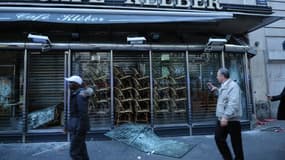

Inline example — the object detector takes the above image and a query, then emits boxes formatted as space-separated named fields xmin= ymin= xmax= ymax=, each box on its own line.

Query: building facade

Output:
xmin=0 ymin=0 xmax=276 ymax=142
xmin=249 ymin=0 xmax=285 ymax=120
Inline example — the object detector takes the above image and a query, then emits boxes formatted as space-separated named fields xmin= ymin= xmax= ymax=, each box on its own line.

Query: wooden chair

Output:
xmin=168 ymin=76 xmax=178 ymax=87
xmin=121 ymin=87 xmax=135 ymax=99
xmin=115 ymin=98 xmax=133 ymax=125
xmin=113 ymin=66 xmax=122 ymax=77
xmin=114 ymin=87 xmax=125 ymax=99
xmin=114 ymin=66 xmax=132 ymax=87
xmin=174 ymin=98 xmax=187 ymax=113
xmin=131 ymin=68 xmax=140 ymax=76
xmin=134 ymin=99 xmax=149 ymax=123
xmin=131 ymin=68 xmax=149 ymax=86
xmin=132 ymin=78 xmax=150 ymax=97
xmin=154 ymin=90 xmax=170 ymax=113
xmin=114 ymin=77 xmax=124 ymax=88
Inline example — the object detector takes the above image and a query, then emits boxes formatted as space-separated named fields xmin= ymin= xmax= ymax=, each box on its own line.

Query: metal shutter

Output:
xmin=28 ymin=53 xmax=64 ymax=109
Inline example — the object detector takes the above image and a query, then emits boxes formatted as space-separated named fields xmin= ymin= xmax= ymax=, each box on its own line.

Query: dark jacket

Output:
xmin=68 ymin=88 xmax=90 ymax=133
xmin=271 ymin=87 xmax=285 ymax=120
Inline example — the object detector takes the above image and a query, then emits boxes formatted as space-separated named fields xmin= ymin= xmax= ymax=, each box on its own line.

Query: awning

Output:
xmin=0 ymin=7 xmax=234 ymax=24
xmin=0 ymin=5 xmax=280 ymax=35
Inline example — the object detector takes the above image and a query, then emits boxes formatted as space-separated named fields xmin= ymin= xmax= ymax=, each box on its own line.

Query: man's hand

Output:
xmin=220 ymin=117 xmax=228 ymax=127
xmin=267 ymin=96 xmax=272 ymax=101
xmin=207 ymin=82 xmax=218 ymax=92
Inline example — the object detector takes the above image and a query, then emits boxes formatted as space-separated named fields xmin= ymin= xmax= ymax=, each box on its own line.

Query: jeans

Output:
xmin=70 ymin=130 xmax=89 ymax=160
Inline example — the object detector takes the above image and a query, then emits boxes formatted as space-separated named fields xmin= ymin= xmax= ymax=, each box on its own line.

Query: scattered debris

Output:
xmin=32 ymin=143 xmax=68 ymax=157
xmin=256 ymin=119 xmax=276 ymax=126
xmin=105 ymin=123 xmax=197 ymax=158
xmin=260 ymin=127 xmax=285 ymax=133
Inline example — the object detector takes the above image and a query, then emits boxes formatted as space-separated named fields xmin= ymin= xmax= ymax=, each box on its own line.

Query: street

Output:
xmin=0 ymin=121 xmax=284 ymax=160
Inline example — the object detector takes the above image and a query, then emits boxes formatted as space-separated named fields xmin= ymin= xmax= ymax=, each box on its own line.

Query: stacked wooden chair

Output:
xmin=114 ymin=66 xmax=136 ymax=124
xmin=153 ymin=65 xmax=187 ymax=115
xmin=131 ymin=68 xmax=150 ymax=123
xmin=83 ymin=63 xmax=110 ymax=115
xmin=114 ymin=66 xmax=151 ymax=124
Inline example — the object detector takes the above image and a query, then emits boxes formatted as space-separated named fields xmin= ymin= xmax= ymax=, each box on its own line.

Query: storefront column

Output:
xmin=64 ymin=50 xmax=71 ymax=141
xmin=66 ymin=49 xmax=72 ymax=141
xmin=221 ymin=48 xmax=225 ymax=68
xmin=22 ymin=48 xmax=28 ymax=143
xmin=149 ymin=50 xmax=154 ymax=128
xmin=110 ymin=50 xmax=115 ymax=129
xmin=185 ymin=50 xmax=192 ymax=135
xmin=244 ymin=52 xmax=253 ymax=121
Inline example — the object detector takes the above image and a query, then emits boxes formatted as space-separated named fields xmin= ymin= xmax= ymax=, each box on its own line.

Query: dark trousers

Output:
xmin=70 ymin=130 xmax=89 ymax=160
xmin=215 ymin=120 xmax=244 ymax=160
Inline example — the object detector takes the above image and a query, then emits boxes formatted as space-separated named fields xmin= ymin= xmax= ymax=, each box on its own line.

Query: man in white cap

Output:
xmin=65 ymin=75 xmax=92 ymax=160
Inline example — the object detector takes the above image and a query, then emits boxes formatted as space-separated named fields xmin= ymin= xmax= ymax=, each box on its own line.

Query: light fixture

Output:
xmin=204 ymin=38 xmax=227 ymax=52
xmin=127 ymin=36 xmax=146 ymax=44
xmin=28 ymin=34 xmax=51 ymax=44
xmin=27 ymin=33 xmax=52 ymax=52
xmin=207 ymin=38 xmax=227 ymax=46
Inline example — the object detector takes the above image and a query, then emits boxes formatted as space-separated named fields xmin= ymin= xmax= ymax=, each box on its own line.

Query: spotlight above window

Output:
xmin=27 ymin=33 xmax=51 ymax=45
xmin=127 ymin=36 xmax=146 ymax=44
xmin=207 ymin=38 xmax=227 ymax=46
xmin=205 ymin=38 xmax=227 ymax=52
xmin=27 ymin=33 xmax=52 ymax=52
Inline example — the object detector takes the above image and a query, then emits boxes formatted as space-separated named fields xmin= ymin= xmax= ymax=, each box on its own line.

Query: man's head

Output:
xmin=217 ymin=68 xmax=230 ymax=83
xmin=65 ymin=75 xmax=83 ymax=90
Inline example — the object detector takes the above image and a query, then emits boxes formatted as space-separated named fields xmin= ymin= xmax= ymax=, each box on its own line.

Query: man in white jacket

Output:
xmin=208 ymin=68 xmax=244 ymax=160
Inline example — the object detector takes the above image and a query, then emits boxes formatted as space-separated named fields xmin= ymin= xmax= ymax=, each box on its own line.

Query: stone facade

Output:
xmin=249 ymin=0 xmax=285 ymax=119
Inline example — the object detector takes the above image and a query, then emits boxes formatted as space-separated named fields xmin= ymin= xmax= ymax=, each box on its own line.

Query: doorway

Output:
xmin=27 ymin=51 xmax=65 ymax=132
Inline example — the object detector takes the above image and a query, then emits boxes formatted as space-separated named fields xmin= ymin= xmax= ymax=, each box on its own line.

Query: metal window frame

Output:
xmin=149 ymin=50 xmax=154 ymax=128
xmin=66 ymin=49 xmax=72 ymax=141
xmin=185 ymin=50 xmax=192 ymax=135
xmin=110 ymin=50 xmax=114 ymax=129
xmin=22 ymin=48 xmax=28 ymax=143
xmin=0 ymin=42 xmax=252 ymax=142
xmin=0 ymin=43 xmax=252 ymax=53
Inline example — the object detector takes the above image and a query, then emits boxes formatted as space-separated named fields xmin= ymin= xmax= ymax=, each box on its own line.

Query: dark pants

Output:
xmin=70 ymin=130 xmax=89 ymax=160
xmin=215 ymin=120 xmax=244 ymax=160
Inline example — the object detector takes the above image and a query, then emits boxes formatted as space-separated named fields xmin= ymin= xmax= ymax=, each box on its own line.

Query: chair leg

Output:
xmin=146 ymin=113 xmax=149 ymax=123
xmin=117 ymin=113 xmax=121 ymax=126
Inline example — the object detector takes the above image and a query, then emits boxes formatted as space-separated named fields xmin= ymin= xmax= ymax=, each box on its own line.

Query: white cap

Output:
xmin=64 ymin=75 xmax=83 ymax=85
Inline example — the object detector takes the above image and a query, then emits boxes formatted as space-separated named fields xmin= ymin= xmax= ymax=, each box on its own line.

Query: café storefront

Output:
xmin=0 ymin=0 xmax=278 ymax=142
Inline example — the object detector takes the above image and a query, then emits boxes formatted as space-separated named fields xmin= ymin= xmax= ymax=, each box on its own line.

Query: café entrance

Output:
xmin=0 ymin=43 xmax=253 ymax=142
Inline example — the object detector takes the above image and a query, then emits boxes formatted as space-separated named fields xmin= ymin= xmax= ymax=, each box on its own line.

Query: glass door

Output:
xmin=224 ymin=53 xmax=248 ymax=120
xmin=113 ymin=51 xmax=150 ymax=125
xmin=189 ymin=52 xmax=222 ymax=123
xmin=152 ymin=51 xmax=188 ymax=125
xmin=72 ymin=51 xmax=112 ymax=129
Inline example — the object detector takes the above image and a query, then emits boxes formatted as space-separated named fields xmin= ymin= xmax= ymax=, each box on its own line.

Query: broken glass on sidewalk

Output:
xmin=105 ymin=123 xmax=197 ymax=158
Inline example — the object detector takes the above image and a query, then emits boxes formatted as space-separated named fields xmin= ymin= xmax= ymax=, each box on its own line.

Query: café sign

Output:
xmin=36 ymin=0 xmax=223 ymax=10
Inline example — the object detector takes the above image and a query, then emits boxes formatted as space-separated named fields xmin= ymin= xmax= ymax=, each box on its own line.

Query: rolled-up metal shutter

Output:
xmin=28 ymin=53 xmax=64 ymax=110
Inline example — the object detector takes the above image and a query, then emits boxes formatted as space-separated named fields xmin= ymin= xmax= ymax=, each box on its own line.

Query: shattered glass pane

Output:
xmin=28 ymin=105 xmax=56 ymax=129
xmin=105 ymin=123 xmax=196 ymax=158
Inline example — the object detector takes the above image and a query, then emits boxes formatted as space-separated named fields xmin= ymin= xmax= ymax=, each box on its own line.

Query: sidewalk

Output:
xmin=0 ymin=121 xmax=285 ymax=160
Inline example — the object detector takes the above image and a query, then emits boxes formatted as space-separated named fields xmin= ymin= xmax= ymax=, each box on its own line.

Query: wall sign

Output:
xmin=12 ymin=0 xmax=223 ymax=10
xmin=124 ymin=0 xmax=223 ymax=9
